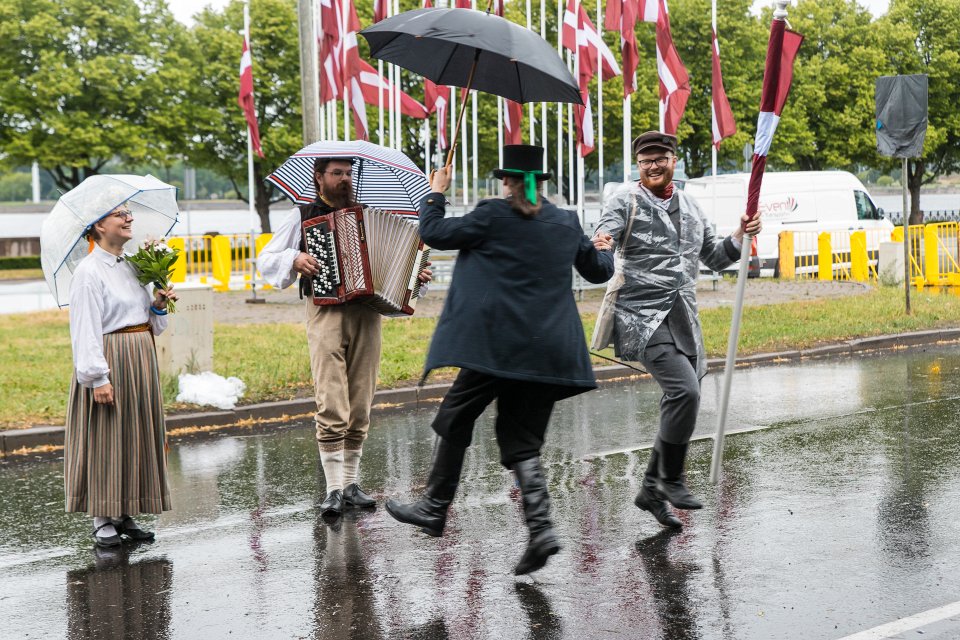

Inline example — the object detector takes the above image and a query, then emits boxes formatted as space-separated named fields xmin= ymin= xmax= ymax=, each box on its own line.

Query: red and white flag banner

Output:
xmin=605 ymin=0 xmax=639 ymax=96
xmin=711 ymin=28 xmax=736 ymax=148
xmin=641 ymin=0 xmax=690 ymax=135
xmin=374 ymin=0 xmax=388 ymax=23
xmin=745 ymin=18 xmax=803 ymax=220
xmin=504 ymin=99 xmax=523 ymax=145
xmin=237 ymin=35 xmax=265 ymax=158
xmin=357 ymin=59 xmax=428 ymax=118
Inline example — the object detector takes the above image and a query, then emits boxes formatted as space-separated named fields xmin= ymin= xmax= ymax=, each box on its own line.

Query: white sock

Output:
xmin=343 ymin=449 xmax=362 ymax=487
xmin=93 ymin=517 xmax=117 ymax=537
xmin=319 ymin=447 xmax=344 ymax=493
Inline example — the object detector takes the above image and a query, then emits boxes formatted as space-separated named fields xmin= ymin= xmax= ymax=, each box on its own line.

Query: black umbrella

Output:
xmin=360 ymin=6 xmax=581 ymax=167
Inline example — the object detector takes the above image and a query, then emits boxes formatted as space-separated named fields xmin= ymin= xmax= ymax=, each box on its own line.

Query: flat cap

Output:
xmin=632 ymin=131 xmax=678 ymax=156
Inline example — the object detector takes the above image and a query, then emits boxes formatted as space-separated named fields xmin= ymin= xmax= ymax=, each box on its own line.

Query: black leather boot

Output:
xmin=656 ymin=439 xmax=702 ymax=510
xmin=512 ymin=456 xmax=561 ymax=576
xmin=634 ymin=449 xmax=682 ymax=528
xmin=343 ymin=483 xmax=377 ymax=508
xmin=386 ymin=437 xmax=466 ymax=537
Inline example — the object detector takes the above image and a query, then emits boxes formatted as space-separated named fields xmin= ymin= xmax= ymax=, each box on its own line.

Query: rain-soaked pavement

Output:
xmin=3 ymin=346 xmax=960 ymax=640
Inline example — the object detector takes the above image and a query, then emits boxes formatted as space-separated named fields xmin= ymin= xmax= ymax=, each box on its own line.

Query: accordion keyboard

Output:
xmin=304 ymin=223 xmax=340 ymax=297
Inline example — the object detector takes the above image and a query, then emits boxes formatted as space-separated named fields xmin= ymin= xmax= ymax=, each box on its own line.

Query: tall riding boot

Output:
xmin=634 ymin=448 xmax=682 ymax=528
xmin=512 ymin=457 xmax=561 ymax=576
xmin=656 ymin=439 xmax=702 ymax=510
xmin=386 ymin=437 xmax=466 ymax=537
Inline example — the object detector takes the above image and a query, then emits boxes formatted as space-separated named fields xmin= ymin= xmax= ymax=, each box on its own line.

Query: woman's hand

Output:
xmin=429 ymin=166 xmax=452 ymax=194
xmin=153 ymin=286 xmax=178 ymax=310
xmin=93 ymin=383 xmax=114 ymax=405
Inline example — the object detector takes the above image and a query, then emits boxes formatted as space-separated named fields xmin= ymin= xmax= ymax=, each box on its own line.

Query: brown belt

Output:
xmin=109 ymin=322 xmax=151 ymax=334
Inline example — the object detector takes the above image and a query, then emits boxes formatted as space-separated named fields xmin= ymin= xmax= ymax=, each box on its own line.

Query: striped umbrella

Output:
xmin=266 ymin=141 xmax=430 ymax=217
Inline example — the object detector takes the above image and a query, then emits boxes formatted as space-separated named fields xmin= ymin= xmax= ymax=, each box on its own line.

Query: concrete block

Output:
xmin=154 ymin=283 xmax=213 ymax=377
xmin=878 ymin=241 xmax=905 ymax=285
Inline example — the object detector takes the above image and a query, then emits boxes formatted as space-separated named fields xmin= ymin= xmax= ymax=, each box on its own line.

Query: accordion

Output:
xmin=302 ymin=206 xmax=430 ymax=316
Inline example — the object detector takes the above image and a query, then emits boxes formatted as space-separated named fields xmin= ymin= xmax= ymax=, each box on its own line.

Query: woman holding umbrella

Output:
xmin=64 ymin=202 xmax=177 ymax=548
xmin=386 ymin=145 xmax=614 ymax=575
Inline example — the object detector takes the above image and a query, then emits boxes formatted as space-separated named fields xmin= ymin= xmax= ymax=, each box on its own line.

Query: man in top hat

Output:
xmin=258 ymin=156 xmax=432 ymax=518
xmin=385 ymin=145 xmax=614 ymax=575
xmin=594 ymin=132 xmax=761 ymax=529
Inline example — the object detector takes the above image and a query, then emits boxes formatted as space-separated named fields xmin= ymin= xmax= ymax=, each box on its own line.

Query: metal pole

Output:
xmin=557 ymin=0 xmax=563 ymax=202
xmin=596 ymin=0 xmax=603 ymax=190
xmin=623 ymin=93 xmax=631 ymax=181
xmin=297 ymin=0 xmax=320 ymax=144
xmin=378 ymin=60 xmax=385 ymax=144
xmin=902 ymin=157 xmax=911 ymax=314
xmin=708 ymin=238 xmax=751 ymax=483
xmin=244 ymin=1 xmax=263 ymax=304
xmin=472 ymin=90 xmax=479 ymax=202
xmin=526 ymin=0 xmax=535 ymax=145
xmin=540 ymin=0 xmax=548 ymax=193
xmin=31 ymin=161 xmax=40 ymax=203
xmin=497 ymin=97 xmax=504 ymax=169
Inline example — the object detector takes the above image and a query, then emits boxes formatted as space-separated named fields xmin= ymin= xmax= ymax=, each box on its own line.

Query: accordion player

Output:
xmin=301 ymin=206 xmax=430 ymax=316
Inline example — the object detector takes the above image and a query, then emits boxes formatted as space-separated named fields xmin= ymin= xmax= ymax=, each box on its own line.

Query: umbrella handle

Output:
xmin=444 ymin=49 xmax=482 ymax=169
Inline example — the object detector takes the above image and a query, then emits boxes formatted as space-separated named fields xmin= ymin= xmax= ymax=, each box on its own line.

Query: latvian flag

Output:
xmin=711 ymin=28 xmax=736 ymax=148
xmin=237 ymin=33 xmax=264 ymax=158
xmin=640 ymin=0 xmax=690 ymax=135
xmin=746 ymin=16 xmax=803 ymax=220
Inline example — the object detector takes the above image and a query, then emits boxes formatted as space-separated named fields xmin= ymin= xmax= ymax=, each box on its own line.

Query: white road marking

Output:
xmin=836 ymin=600 xmax=960 ymax=639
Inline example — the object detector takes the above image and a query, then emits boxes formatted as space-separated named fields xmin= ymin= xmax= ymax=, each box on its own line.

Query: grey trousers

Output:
xmin=640 ymin=342 xmax=701 ymax=445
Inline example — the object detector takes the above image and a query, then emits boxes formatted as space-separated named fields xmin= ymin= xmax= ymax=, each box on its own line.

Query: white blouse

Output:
xmin=68 ymin=244 xmax=168 ymax=388
xmin=257 ymin=206 xmax=302 ymax=289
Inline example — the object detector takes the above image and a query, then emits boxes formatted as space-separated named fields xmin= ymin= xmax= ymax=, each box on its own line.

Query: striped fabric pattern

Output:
xmin=266 ymin=141 xmax=430 ymax=216
xmin=64 ymin=331 xmax=171 ymax=517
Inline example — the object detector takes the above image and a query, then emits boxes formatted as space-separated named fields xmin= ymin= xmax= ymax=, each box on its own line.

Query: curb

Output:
xmin=3 ymin=328 xmax=959 ymax=457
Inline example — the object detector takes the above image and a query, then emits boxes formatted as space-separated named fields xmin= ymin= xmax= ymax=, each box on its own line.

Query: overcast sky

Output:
xmin=166 ymin=0 xmax=891 ymax=26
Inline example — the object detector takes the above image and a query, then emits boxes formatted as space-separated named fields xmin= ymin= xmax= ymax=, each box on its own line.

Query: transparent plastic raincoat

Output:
xmin=595 ymin=182 xmax=740 ymax=378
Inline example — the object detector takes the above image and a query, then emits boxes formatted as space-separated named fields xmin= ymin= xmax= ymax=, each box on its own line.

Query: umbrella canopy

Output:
xmin=360 ymin=8 xmax=582 ymax=105
xmin=40 ymin=174 xmax=179 ymax=307
xmin=266 ymin=140 xmax=430 ymax=216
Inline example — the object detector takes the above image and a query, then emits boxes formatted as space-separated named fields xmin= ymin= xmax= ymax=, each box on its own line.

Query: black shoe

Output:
xmin=343 ymin=483 xmax=377 ymax=509
xmin=386 ymin=437 xmax=466 ymax=537
xmin=320 ymin=489 xmax=344 ymax=516
xmin=635 ymin=485 xmax=683 ymax=528
xmin=512 ymin=457 xmax=561 ymax=576
xmin=656 ymin=439 xmax=703 ymax=510
xmin=92 ymin=522 xmax=121 ymax=548
xmin=116 ymin=516 xmax=156 ymax=541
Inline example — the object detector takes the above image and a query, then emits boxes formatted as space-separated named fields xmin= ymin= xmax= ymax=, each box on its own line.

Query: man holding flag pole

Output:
xmin=593 ymin=129 xmax=761 ymax=529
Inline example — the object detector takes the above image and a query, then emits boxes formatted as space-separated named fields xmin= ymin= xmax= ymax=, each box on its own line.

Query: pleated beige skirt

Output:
xmin=64 ymin=329 xmax=172 ymax=516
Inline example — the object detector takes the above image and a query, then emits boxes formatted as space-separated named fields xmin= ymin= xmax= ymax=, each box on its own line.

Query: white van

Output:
xmin=683 ymin=171 xmax=894 ymax=276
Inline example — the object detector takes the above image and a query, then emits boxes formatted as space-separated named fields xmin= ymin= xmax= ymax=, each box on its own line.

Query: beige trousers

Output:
xmin=305 ymin=301 xmax=382 ymax=453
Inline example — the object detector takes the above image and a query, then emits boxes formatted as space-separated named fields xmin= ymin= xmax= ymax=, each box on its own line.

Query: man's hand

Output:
xmin=429 ymin=166 xmax=452 ymax=194
xmin=417 ymin=261 xmax=433 ymax=284
xmin=733 ymin=214 xmax=762 ymax=241
xmin=153 ymin=286 xmax=178 ymax=310
xmin=93 ymin=383 xmax=114 ymax=405
xmin=592 ymin=233 xmax=613 ymax=252
xmin=293 ymin=252 xmax=320 ymax=276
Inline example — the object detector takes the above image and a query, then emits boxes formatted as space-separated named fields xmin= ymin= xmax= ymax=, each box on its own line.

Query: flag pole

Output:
xmin=526 ymin=0 xmax=535 ymax=146
xmin=497 ymin=98 xmax=504 ymax=168
xmin=243 ymin=0 xmax=262 ymax=304
xmin=540 ymin=0 xmax=548 ymax=194
xmin=557 ymin=0 xmax=564 ymax=202
xmin=596 ymin=0 xmax=603 ymax=192
xmin=472 ymin=88 xmax=479 ymax=202
xmin=623 ymin=92 xmax=631 ymax=180
xmin=378 ymin=60 xmax=385 ymax=144
xmin=711 ymin=0 xmax=718 ymax=215
xmin=341 ymin=0 xmax=349 ymax=140
xmin=709 ymin=0 xmax=793 ymax=484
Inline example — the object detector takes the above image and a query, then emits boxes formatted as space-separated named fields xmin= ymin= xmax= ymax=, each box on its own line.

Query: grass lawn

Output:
xmin=0 ymin=268 xmax=43 ymax=281
xmin=2 ymin=285 xmax=959 ymax=429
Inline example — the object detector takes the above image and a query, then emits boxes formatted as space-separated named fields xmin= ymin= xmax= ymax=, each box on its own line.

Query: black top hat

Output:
xmin=632 ymin=131 xmax=678 ymax=156
xmin=492 ymin=145 xmax=552 ymax=181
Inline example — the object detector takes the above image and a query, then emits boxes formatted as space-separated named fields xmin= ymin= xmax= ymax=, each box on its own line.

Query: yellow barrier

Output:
xmin=892 ymin=225 xmax=925 ymax=285
xmin=817 ymin=233 xmax=833 ymax=281
xmin=210 ymin=235 xmax=232 ymax=292
xmin=850 ymin=231 xmax=869 ymax=282
xmin=168 ymin=237 xmax=186 ymax=284
xmin=923 ymin=222 xmax=960 ymax=286
xmin=778 ymin=232 xmax=795 ymax=279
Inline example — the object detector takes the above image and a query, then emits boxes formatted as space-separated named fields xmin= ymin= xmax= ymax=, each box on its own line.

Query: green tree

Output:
xmin=880 ymin=0 xmax=960 ymax=224
xmin=0 ymin=0 xmax=192 ymax=191
xmin=185 ymin=0 xmax=303 ymax=233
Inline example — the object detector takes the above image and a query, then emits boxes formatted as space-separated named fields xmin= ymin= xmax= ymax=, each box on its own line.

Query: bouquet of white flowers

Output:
xmin=127 ymin=238 xmax=180 ymax=313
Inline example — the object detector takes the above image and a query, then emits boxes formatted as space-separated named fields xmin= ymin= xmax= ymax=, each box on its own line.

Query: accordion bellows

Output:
xmin=302 ymin=206 xmax=429 ymax=316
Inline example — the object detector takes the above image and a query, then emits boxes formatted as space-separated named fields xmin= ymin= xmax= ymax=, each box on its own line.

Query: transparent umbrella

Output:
xmin=40 ymin=174 xmax=179 ymax=307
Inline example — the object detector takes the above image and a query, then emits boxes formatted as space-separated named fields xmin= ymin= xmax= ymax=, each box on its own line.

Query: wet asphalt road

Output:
xmin=3 ymin=346 xmax=960 ymax=640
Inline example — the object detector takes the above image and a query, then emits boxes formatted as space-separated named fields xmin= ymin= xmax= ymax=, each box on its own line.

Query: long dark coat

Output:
xmin=418 ymin=193 xmax=614 ymax=397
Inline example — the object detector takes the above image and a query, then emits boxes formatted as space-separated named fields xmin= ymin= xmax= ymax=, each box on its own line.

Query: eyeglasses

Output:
xmin=111 ymin=208 xmax=134 ymax=221
xmin=324 ymin=170 xmax=353 ymax=179
xmin=637 ymin=156 xmax=673 ymax=170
